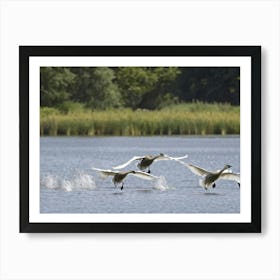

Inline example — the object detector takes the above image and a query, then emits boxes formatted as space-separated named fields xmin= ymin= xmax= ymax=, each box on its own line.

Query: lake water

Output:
xmin=40 ymin=136 xmax=240 ymax=213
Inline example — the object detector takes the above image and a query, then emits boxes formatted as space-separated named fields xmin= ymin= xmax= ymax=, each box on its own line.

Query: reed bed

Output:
xmin=40 ymin=103 xmax=240 ymax=136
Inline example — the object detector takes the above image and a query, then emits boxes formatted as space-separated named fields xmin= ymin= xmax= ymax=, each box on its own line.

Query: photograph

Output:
xmin=20 ymin=46 xmax=261 ymax=232
xmin=40 ymin=66 xmax=240 ymax=214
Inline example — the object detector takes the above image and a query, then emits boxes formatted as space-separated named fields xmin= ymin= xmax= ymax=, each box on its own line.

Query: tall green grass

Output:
xmin=40 ymin=102 xmax=240 ymax=136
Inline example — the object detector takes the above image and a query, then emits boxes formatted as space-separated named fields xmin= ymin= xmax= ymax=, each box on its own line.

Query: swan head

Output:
xmin=224 ymin=164 xmax=232 ymax=170
xmin=159 ymin=153 xmax=164 ymax=156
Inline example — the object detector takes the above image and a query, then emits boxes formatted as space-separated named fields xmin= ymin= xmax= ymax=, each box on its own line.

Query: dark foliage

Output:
xmin=40 ymin=67 xmax=240 ymax=109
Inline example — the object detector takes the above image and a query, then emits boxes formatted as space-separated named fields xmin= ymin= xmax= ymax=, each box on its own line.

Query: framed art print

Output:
xmin=19 ymin=46 xmax=261 ymax=233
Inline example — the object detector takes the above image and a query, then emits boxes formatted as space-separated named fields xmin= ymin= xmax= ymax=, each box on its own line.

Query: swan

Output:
xmin=91 ymin=167 xmax=159 ymax=190
xmin=113 ymin=153 xmax=188 ymax=173
xmin=180 ymin=163 xmax=240 ymax=190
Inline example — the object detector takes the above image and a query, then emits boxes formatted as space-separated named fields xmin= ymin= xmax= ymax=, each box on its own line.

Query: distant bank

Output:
xmin=40 ymin=103 xmax=240 ymax=136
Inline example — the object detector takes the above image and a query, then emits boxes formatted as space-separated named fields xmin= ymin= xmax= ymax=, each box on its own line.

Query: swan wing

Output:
xmin=184 ymin=163 xmax=210 ymax=177
xmin=219 ymin=172 xmax=240 ymax=183
xmin=91 ymin=167 xmax=118 ymax=177
xmin=129 ymin=171 xmax=159 ymax=181
xmin=154 ymin=154 xmax=188 ymax=162
xmin=112 ymin=156 xmax=144 ymax=169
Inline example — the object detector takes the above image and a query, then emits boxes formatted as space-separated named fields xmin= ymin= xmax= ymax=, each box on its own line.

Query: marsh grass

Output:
xmin=40 ymin=102 xmax=240 ymax=136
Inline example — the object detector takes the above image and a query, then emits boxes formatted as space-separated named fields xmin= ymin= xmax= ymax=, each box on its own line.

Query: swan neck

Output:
xmin=219 ymin=166 xmax=229 ymax=175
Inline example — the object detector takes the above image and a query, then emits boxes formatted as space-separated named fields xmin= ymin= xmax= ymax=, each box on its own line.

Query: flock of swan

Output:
xmin=91 ymin=153 xmax=240 ymax=191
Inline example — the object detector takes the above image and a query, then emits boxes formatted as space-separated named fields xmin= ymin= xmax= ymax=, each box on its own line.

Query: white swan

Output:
xmin=180 ymin=162 xmax=240 ymax=190
xmin=91 ymin=167 xmax=159 ymax=190
xmin=113 ymin=153 xmax=188 ymax=173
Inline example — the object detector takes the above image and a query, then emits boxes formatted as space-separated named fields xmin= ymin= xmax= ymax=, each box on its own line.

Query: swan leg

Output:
xmin=121 ymin=182 xmax=124 ymax=190
xmin=238 ymin=183 xmax=240 ymax=188
xmin=212 ymin=183 xmax=216 ymax=188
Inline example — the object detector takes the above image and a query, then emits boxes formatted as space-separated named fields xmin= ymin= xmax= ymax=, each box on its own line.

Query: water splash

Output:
xmin=153 ymin=176 xmax=169 ymax=191
xmin=41 ymin=171 xmax=96 ymax=192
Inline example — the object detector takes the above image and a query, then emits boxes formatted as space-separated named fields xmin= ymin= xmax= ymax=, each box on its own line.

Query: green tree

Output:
xmin=40 ymin=67 xmax=76 ymax=107
xmin=115 ymin=67 xmax=180 ymax=109
xmin=71 ymin=67 xmax=121 ymax=110
xmin=115 ymin=67 xmax=155 ymax=109
xmin=139 ymin=67 xmax=180 ymax=109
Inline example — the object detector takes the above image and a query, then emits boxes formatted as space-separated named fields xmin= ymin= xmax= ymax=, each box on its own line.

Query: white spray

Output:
xmin=41 ymin=170 xmax=96 ymax=192
xmin=153 ymin=175 xmax=170 ymax=191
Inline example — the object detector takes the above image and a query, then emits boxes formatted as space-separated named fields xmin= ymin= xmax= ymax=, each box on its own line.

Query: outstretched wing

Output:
xmin=112 ymin=156 xmax=144 ymax=169
xmin=91 ymin=167 xmax=118 ymax=177
xmin=154 ymin=154 xmax=188 ymax=162
xmin=219 ymin=172 xmax=240 ymax=183
xmin=129 ymin=171 xmax=159 ymax=181
xmin=183 ymin=163 xmax=210 ymax=177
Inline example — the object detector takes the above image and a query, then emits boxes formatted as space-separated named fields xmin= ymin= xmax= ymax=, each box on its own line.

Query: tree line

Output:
xmin=40 ymin=67 xmax=240 ymax=111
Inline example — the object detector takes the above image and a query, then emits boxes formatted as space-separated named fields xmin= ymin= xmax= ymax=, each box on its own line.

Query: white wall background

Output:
xmin=0 ymin=0 xmax=279 ymax=279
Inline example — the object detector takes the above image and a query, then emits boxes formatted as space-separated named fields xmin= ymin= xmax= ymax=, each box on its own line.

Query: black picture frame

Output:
xmin=20 ymin=46 xmax=261 ymax=233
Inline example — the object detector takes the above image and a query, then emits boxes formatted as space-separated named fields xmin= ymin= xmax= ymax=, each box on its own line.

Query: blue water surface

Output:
xmin=40 ymin=136 xmax=240 ymax=213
